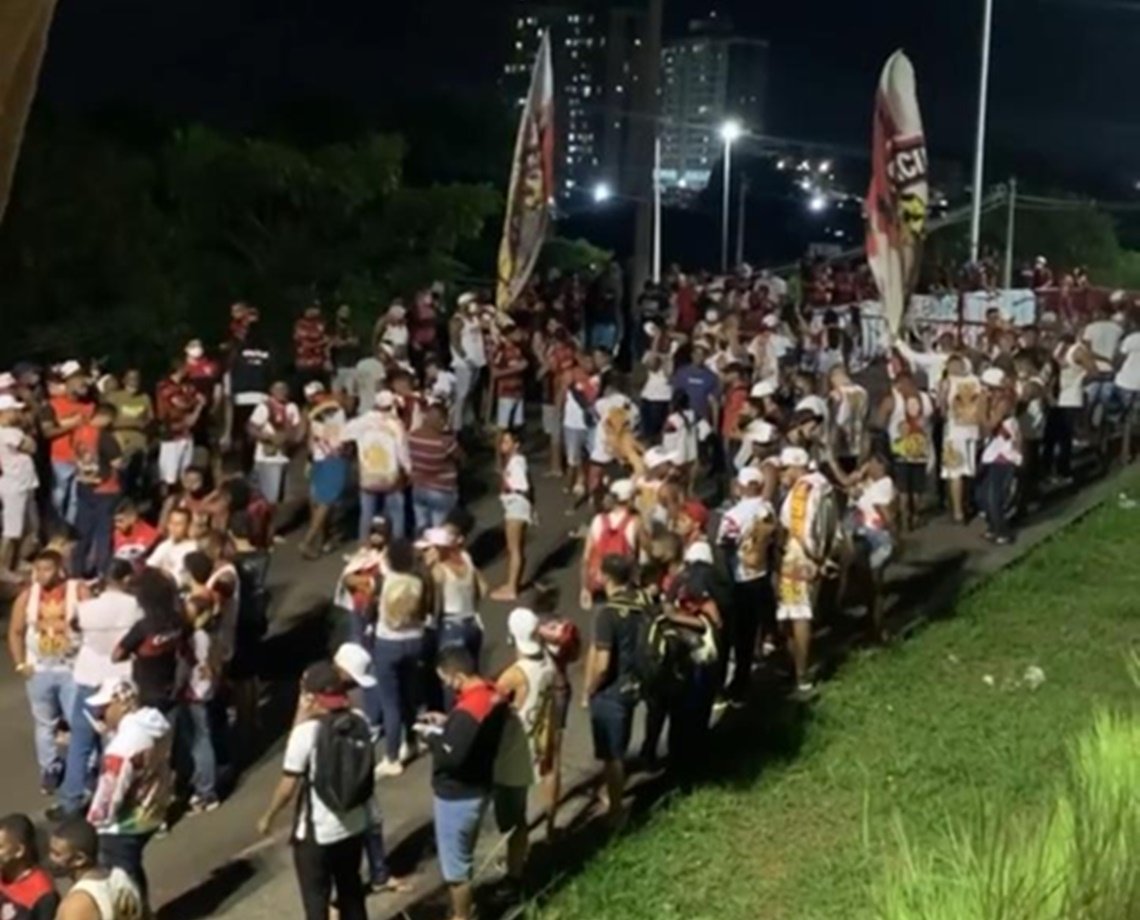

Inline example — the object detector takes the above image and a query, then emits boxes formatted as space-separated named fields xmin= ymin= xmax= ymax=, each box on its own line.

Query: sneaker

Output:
xmin=40 ymin=763 xmax=63 ymax=796
xmin=188 ymin=795 xmax=221 ymax=816
xmin=994 ymin=536 xmax=1013 ymax=546
xmin=374 ymin=758 xmax=404 ymax=779
xmin=792 ymin=681 xmax=817 ymax=702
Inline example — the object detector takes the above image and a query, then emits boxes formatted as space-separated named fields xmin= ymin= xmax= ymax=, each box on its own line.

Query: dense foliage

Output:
xmin=0 ymin=118 xmax=501 ymax=369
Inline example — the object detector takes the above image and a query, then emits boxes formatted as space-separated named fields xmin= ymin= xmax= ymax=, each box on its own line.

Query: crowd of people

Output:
xmin=0 ymin=258 xmax=1137 ymax=920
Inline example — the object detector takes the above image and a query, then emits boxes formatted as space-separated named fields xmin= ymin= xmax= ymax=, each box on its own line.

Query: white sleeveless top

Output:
xmin=72 ymin=868 xmax=144 ymax=920
xmin=459 ymin=318 xmax=487 ymax=368
xmin=438 ymin=552 xmax=477 ymax=621
xmin=25 ymin=579 xmax=81 ymax=669
xmin=493 ymin=653 xmax=557 ymax=787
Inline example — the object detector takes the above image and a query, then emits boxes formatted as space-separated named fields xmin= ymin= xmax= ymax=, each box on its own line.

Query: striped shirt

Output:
xmin=408 ymin=428 xmax=459 ymax=492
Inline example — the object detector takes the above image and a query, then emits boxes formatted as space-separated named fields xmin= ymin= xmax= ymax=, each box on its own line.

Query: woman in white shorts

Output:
xmin=491 ymin=430 xmax=532 ymax=601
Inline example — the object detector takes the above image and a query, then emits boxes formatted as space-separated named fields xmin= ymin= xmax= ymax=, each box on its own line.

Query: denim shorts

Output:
xmin=589 ymin=691 xmax=633 ymax=762
xmin=433 ymin=795 xmax=486 ymax=883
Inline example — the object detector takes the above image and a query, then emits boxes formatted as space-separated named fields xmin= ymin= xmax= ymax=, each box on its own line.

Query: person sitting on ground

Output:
xmin=48 ymin=816 xmax=143 ymax=920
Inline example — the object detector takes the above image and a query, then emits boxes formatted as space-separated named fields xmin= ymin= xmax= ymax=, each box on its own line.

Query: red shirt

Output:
xmin=546 ymin=341 xmax=577 ymax=403
xmin=156 ymin=377 xmax=200 ymax=438
xmin=721 ymin=382 xmax=750 ymax=437
xmin=47 ymin=395 xmax=93 ymax=463
xmin=73 ymin=423 xmax=121 ymax=494
xmin=114 ymin=520 xmax=160 ymax=567
xmin=0 ymin=866 xmax=59 ymax=920
xmin=494 ymin=341 xmax=527 ymax=399
xmin=293 ymin=317 xmax=329 ymax=370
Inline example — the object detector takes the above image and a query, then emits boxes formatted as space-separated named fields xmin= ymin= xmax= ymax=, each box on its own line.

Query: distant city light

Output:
xmin=592 ymin=182 xmax=613 ymax=204
xmin=719 ymin=119 xmax=743 ymax=143
xmin=808 ymin=194 xmax=828 ymax=213
xmin=776 ymin=158 xmax=788 ymax=171
xmin=798 ymin=178 xmax=812 ymax=192
xmin=819 ymin=159 xmax=832 ymax=173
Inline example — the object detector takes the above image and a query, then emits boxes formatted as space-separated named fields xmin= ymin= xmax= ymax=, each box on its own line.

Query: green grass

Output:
xmin=536 ymin=475 xmax=1140 ymax=920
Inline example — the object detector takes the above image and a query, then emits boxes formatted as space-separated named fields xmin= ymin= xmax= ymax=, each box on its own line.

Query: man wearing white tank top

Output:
xmin=49 ymin=817 xmax=143 ymax=920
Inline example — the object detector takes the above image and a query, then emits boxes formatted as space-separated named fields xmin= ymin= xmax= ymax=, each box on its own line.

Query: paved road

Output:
xmin=0 ymin=440 xmax=1115 ymax=919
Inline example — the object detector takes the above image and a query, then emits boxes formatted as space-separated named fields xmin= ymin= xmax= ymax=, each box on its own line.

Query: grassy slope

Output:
xmin=537 ymin=477 xmax=1140 ymax=920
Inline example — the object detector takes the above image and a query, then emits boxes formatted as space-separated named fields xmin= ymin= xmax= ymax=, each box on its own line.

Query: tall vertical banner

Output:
xmin=865 ymin=50 xmax=928 ymax=333
xmin=0 ymin=0 xmax=58 ymax=226
xmin=496 ymin=30 xmax=554 ymax=310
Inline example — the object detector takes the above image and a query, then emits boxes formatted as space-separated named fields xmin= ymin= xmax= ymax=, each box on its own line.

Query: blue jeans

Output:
xmin=372 ymin=635 xmax=424 ymax=761
xmin=365 ymin=821 xmax=391 ymax=885
xmin=73 ymin=486 xmax=118 ymax=577
xmin=178 ymin=701 xmax=218 ymax=799
xmin=26 ymin=669 xmax=76 ymax=777
xmin=60 ymin=682 xmax=101 ymax=813
xmin=588 ymin=322 xmax=618 ymax=352
xmin=359 ymin=489 xmax=406 ymax=542
xmin=412 ymin=487 xmax=458 ymax=533
xmin=983 ymin=462 xmax=1016 ymax=541
xmin=51 ymin=460 xmax=78 ymax=526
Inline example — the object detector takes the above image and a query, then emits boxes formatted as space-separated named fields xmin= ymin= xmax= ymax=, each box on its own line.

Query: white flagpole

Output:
xmin=652 ymin=135 xmax=662 ymax=284
xmin=969 ymin=0 xmax=995 ymax=264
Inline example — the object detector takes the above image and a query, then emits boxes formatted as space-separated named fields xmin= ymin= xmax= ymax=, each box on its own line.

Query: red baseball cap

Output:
xmin=679 ymin=499 xmax=710 ymax=531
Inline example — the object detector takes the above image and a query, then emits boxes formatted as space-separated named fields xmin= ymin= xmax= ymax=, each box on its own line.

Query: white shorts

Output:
xmin=158 ymin=437 xmax=194 ymax=486
xmin=501 ymin=493 xmax=533 ymax=524
xmin=542 ymin=405 xmax=559 ymax=437
xmin=0 ymin=487 xmax=32 ymax=540
xmin=941 ymin=435 xmax=978 ymax=480
xmin=563 ymin=427 xmax=588 ymax=467
xmin=497 ymin=398 xmax=523 ymax=431
xmin=776 ymin=601 xmax=814 ymax=622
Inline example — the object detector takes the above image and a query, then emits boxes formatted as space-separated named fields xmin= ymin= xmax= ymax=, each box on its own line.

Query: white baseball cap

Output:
xmin=778 ymin=446 xmax=811 ymax=468
xmin=374 ymin=390 xmax=398 ymax=410
xmin=0 ymin=394 xmax=24 ymax=412
xmin=761 ymin=314 xmax=779 ymax=329
xmin=303 ymin=380 xmax=326 ymax=399
xmin=742 ymin=418 xmax=777 ymax=444
xmin=643 ymin=446 xmax=679 ymax=469
xmin=507 ymin=607 xmax=542 ymax=656
xmin=334 ymin=643 xmax=377 ymax=689
xmin=185 ymin=339 xmax=205 ymax=358
xmin=58 ymin=360 xmax=83 ymax=379
xmin=750 ymin=380 xmax=777 ymax=399
xmin=981 ymin=367 xmax=1005 ymax=388
xmin=86 ymin=676 xmax=139 ymax=709
xmin=737 ymin=466 xmax=764 ymax=487
xmin=457 ymin=291 xmax=477 ymax=308
xmin=609 ymin=478 xmax=635 ymax=502
xmin=418 ymin=526 xmax=457 ymax=549
xmin=0 ymin=372 xmax=15 ymax=391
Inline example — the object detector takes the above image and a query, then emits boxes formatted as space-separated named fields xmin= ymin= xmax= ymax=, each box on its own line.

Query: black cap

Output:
xmin=302 ymin=661 xmax=343 ymax=696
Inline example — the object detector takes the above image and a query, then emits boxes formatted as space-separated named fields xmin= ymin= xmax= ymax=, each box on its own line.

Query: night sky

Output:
xmin=36 ymin=0 xmax=1140 ymax=188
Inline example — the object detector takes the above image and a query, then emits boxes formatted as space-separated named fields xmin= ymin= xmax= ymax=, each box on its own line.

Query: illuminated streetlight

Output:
xmin=808 ymin=194 xmax=828 ymax=213
xmin=819 ymin=159 xmax=832 ymax=173
xmin=719 ymin=119 xmax=744 ymax=271
xmin=592 ymin=182 xmax=613 ymax=204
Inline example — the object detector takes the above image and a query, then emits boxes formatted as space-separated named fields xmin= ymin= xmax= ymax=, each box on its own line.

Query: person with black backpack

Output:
xmin=256 ymin=662 xmax=373 ymax=920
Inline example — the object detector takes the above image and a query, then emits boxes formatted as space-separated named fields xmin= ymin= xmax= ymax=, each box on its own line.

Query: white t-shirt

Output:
xmin=248 ymin=401 xmax=301 ymax=464
xmin=73 ymin=590 xmax=142 ymax=688
xmin=661 ymin=409 xmax=699 ymax=464
xmin=0 ymin=426 xmax=37 ymax=492
xmin=1056 ymin=344 xmax=1086 ymax=408
xmin=1082 ymin=320 xmax=1124 ymax=371
xmin=283 ymin=716 xmax=371 ymax=844
xmin=354 ymin=357 xmax=386 ymax=413
xmin=308 ymin=405 xmax=347 ymax=461
xmin=502 ymin=453 xmax=530 ymax=494
xmin=855 ymin=475 xmax=895 ymax=531
xmin=563 ymin=383 xmax=590 ymax=430
xmin=716 ymin=495 xmax=775 ymax=581
xmin=147 ymin=538 xmax=198 ymax=586
xmin=1116 ymin=332 xmax=1140 ymax=391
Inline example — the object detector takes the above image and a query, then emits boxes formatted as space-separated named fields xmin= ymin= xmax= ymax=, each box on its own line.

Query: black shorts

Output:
xmin=893 ymin=461 xmax=928 ymax=496
xmin=589 ymin=691 xmax=633 ymax=762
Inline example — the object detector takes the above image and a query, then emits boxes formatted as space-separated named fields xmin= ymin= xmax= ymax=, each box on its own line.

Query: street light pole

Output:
xmin=735 ymin=173 xmax=748 ymax=268
xmin=652 ymin=134 xmax=662 ymax=284
xmin=969 ymin=0 xmax=995 ymax=264
xmin=719 ymin=119 xmax=742 ymax=273
xmin=1002 ymin=176 xmax=1017 ymax=290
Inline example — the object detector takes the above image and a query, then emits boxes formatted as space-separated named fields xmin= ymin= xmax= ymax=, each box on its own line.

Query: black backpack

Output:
xmin=310 ymin=710 xmax=375 ymax=814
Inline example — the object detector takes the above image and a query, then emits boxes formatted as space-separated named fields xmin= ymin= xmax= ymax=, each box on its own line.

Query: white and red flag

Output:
xmin=496 ymin=30 xmax=555 ymax=310
xmin=865 ymin=50 xmax=929 ymax=333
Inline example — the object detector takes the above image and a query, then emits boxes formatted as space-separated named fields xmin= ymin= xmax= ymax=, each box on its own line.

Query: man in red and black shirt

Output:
xmin=0 ymin=813 xmax=59 ymax=920
xmin=293 ymin=305 xmax=330 ymax=388
xmin=490 ymin=320 xmax=528 ymax=433
xmin=155 ymin=358 xmax=204 ymax=493
xmin=426 ymin=648 xmax=508 ymax=920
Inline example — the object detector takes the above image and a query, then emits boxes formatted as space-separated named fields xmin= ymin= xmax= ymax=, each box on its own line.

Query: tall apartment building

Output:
xmin=503 ymin=1 xmax=648 ymax=201
xmin=659 ymin=16 xmax=768 ymax=196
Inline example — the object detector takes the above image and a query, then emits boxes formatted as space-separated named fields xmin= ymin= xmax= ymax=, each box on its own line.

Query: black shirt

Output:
xmin=0 ymin=867 xmax=60 ymax=920
xmin=592 ymin=589 xmax=650 ymax=698
xmin=120 ymin=618 xmax=186 ymax=709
